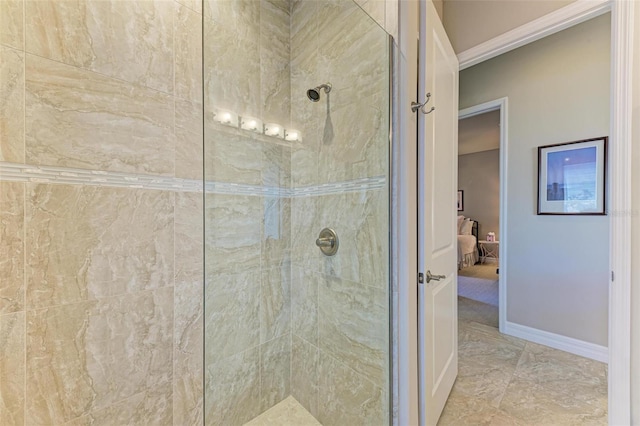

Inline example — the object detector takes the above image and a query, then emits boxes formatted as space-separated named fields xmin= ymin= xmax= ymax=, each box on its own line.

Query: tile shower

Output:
xmin=0 ymin=0 xmax=393 ymax=424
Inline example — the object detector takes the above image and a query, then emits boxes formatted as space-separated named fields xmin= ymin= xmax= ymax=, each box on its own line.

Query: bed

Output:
xmin=458 ymin=216 xmax=479 ymax=269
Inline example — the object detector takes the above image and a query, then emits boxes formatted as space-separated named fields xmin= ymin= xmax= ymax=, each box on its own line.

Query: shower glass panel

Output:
xmin=203 ymin=0 xmax=391 ymax=424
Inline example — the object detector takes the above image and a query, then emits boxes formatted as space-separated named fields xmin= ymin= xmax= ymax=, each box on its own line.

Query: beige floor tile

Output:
xmin=447 ymin=298 xmax=607 ymax=426
xmin=438 ymin=392 xmax=500 ymax=426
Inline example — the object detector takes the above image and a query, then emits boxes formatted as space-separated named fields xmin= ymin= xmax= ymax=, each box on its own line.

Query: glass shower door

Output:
xmin=203 ymin=0 xmax=391 ymax=424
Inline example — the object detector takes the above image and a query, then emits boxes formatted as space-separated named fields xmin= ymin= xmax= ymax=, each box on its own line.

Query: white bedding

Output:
xmin=458 ymin=234 xmax=478 ymax=269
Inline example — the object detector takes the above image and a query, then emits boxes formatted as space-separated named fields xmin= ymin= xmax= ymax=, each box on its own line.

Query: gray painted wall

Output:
xmin=458 ymin=149 xmax=500 ymax=241
xmin=459 ymin=14 xmax=610 ymax=346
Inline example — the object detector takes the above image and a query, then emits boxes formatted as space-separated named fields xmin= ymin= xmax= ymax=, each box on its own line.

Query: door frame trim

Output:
xmin=458 ymin=98 xmax=508 ymax=333
xmin=454 ymin=1 xmax=634 ymax=423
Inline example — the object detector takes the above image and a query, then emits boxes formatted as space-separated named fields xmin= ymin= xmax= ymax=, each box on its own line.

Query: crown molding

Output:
xmin=457 ymin=0 xmax=611 ymax=70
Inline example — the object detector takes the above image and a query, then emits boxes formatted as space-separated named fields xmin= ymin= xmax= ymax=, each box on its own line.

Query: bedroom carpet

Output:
xmin=459 ymin=263 xmax=499 ymax=281
xmin=458 ymin=276 xmax=498 ymax=306
xmin=458 ymin=264 xmax=499 ymax=328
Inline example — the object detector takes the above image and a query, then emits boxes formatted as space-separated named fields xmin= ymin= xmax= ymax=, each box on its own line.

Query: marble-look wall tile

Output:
xmin=260 ymin=334 xmax=291 ymax=412
xmin=25 ymin=0 xmax=174 ymax=94
xmin=0 ymin=46 xmax=24 ymax=163
xmin=291 ymin=334 xmax=319 ymax=418
xmin=290 ymin=0 xmax=390 ymax=186
xmin=0 ymin=311 xmax=25 ymax=426
xmin=173 ymin=282 xmax=204 ymax=425
xmin=291 ymin=265 xmax=318 ymax=346
xmin=311 ymin=190 xmax=388 ymax=288
xmin=205 ymin=346 xmax=261 ymax=426
xmin=0 ymin=182 xmax=24 ymax=314
xmin=318 ymin=93 xmax=388 ymax=183
xmin=290 ymin=0 xmax=320 ymax=189
xmin=66 ymin=383 xmax=173 ymax=426
xmin=176 ymin=0 xmax=202 ymax=14
xmin=174 ymin=192 xmax=204 ymax=425
xmin=175 ymin=191 xmax=203 ymax=298
xmin=204 ymin=0 xmax=260 ymax=41
xmin=261 ymin=263 xmax=290 ymax=343
xmin=173 ymin=278 xmax=204 ymax=426
xmin=26 ymin=184 xmax=174 ymax=309
xmin=290 ymin=0 xmax=318 ymax=83
xmin=175 ymin=100 xmax=204 ymax=180
xmin=204 ymin=19 xmax=261 ymax=118
xmin=262 ymin=143 xmax=291 ymax=189
xmin=314 ymin=0 xmax=388 ymax=183
xmin=204 ymin=131 xmax=263 ymax=185
xmin=317 ymin=0 xmax=387 ymax=104
xmin=354 ymin=0 xmax=385 ymax=31
xmin=290 ymin=196 xmax=317 ymax=266
xmin=318 ymin=273 xmax=387 ymax=385
xmin=317 ymin=350 xmax=385 ymax=425
xmin=204 ymin=193 xmax=261 ymax=274
xmin=260 ymin=0 xmax=291 ymax=125
xmin=205 ymin=269 xmax=260 ymax=360
xmin=175 ymin=3 xmax=203 ymax=103
xmin=25 ymin=55 xmax=175 ymax=175
xmin=262 ymin=196 xmax=291 ymax=271
xmin=26 ymin=288 xmax=174 ymax=425
xmin=0 ymin=0 xmax=23 ymax=49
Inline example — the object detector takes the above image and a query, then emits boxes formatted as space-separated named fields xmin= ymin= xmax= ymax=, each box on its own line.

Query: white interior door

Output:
xmin=417 ymin=1 xmax=459 ymax=425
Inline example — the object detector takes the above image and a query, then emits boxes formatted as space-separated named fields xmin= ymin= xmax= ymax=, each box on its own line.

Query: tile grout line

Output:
xmin=495 ymin=341 xmax=529 ymax=412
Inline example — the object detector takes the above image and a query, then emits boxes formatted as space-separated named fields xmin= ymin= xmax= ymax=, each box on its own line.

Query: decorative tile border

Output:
xmin=291 ymin=176 xmax=387 ymax=197
xmin=0 ymin=162 xmax=386 ymax=196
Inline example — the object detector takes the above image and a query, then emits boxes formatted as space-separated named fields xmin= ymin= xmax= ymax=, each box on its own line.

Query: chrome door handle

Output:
xmin=425 ymin=270 xmax=446 ymax=283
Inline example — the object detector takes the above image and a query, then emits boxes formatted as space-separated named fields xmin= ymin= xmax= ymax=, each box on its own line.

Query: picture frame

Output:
xmin=457 ymin=190 xmax=464 ymax=211
xmin=537 ymin=137 xmax=607 ymax=215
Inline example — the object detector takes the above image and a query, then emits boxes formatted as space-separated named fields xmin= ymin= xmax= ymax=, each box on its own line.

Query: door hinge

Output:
xmin=611 ymin=270 xmax=614 ymax=282
xmin=418 ymin=272 xmax=424 ymax=284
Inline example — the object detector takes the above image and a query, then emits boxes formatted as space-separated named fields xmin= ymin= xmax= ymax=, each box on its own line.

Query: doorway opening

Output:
xmin=457 ymin=100 xmax=507 ymax=332
xmin=457 ymin=107 xmax=503 ymax=330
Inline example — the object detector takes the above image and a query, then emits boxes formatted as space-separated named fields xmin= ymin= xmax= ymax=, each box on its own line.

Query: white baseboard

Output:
xmin=503 ymin=321 xmax=608 ymax=363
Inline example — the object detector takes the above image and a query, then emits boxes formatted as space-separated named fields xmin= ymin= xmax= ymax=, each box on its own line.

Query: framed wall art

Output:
xmin=457 ymin=190 xmax=464 ymax=211
xmin=537 ymin=137 xmax=607 ymax=215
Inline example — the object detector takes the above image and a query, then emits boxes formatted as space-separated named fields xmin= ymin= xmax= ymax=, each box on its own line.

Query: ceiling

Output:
xmin=458 ymin=110 xmax=500 ymax=155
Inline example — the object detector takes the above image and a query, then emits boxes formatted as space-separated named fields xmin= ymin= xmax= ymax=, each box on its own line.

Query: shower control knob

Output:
xmin=316 ymin=228 xmax=339 ymax=256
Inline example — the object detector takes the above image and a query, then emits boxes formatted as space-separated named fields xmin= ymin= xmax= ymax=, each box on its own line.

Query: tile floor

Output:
xmin=441 ymin=265 xmax=608 ymax=425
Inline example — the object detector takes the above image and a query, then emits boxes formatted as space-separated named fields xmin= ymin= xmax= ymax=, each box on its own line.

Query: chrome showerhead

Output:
xmin=307 ymin=83 xmax=332 ymax=102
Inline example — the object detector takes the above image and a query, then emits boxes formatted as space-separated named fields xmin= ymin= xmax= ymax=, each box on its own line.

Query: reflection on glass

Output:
xmin=203 ymin=0 xmax=391 ymax=424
